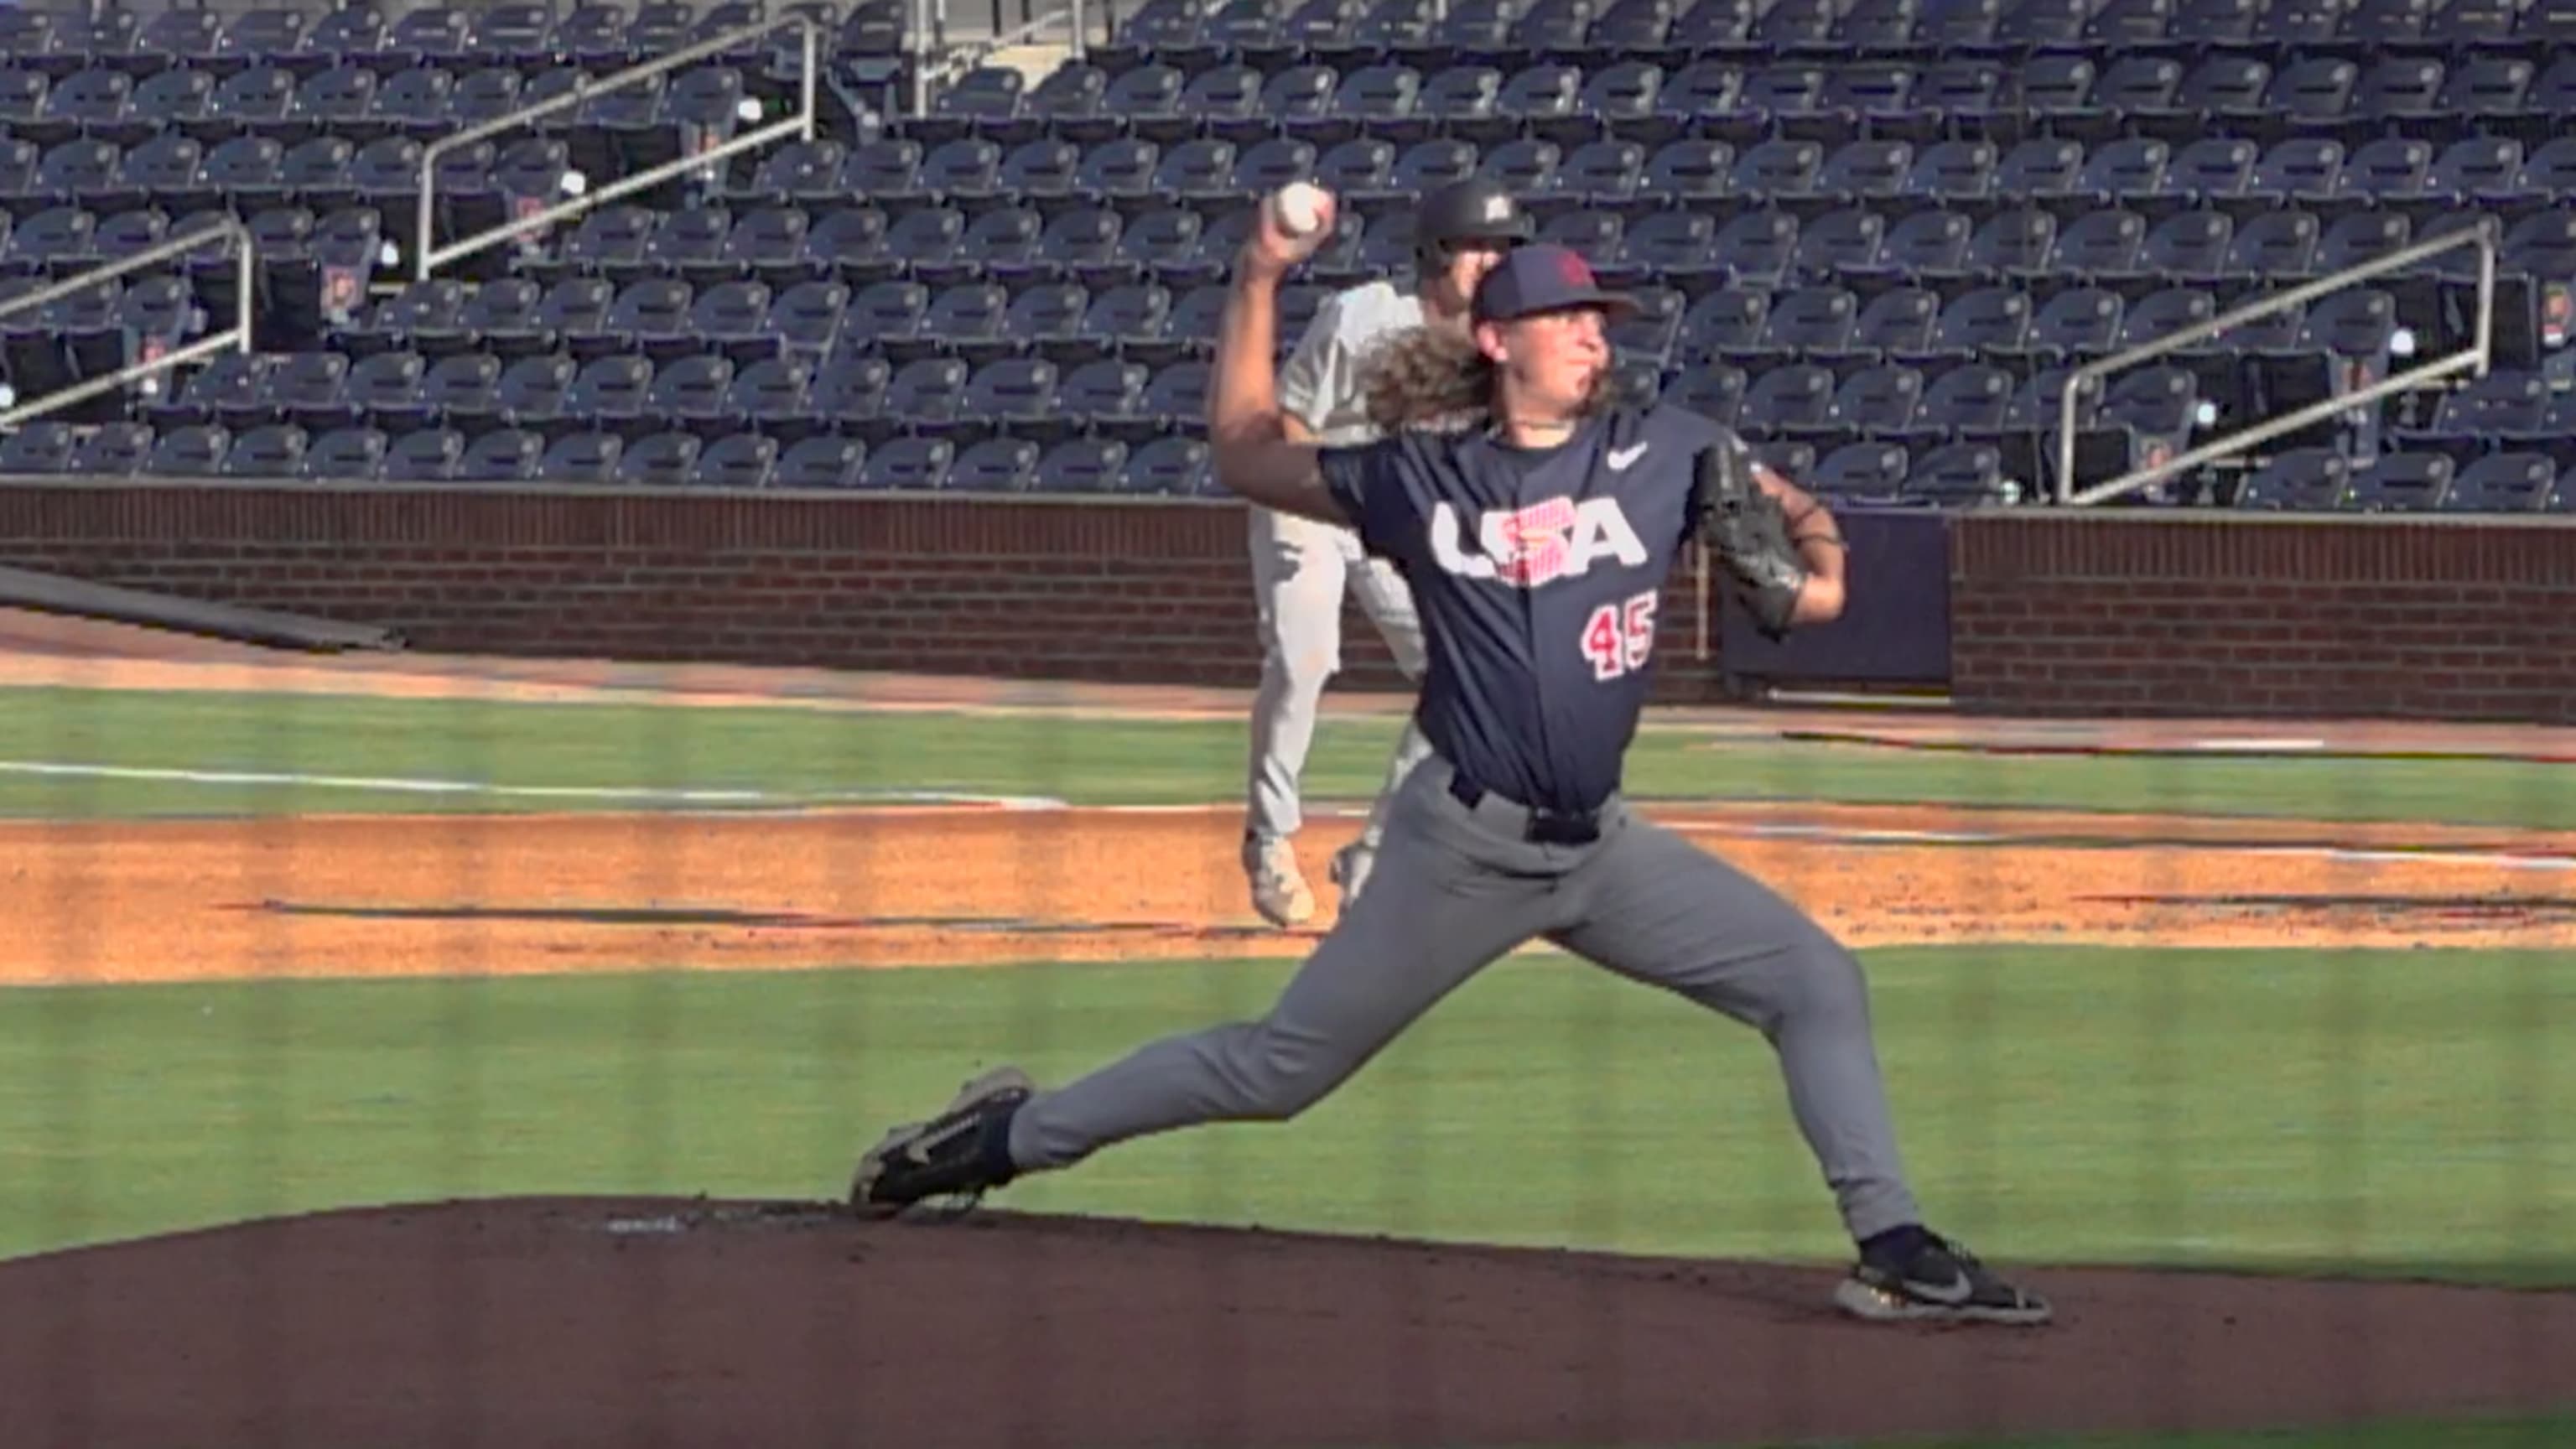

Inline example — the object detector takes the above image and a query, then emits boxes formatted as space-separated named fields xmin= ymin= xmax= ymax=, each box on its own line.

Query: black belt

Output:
xmin=1446 ymin=768 xmax=1603 ymax=846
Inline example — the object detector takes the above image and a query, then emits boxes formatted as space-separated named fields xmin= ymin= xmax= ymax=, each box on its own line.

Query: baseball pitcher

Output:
xmin=1242 ymin=176 xmax=1534 ymax=928
xmin=854 ymin=194 xmax=2052 ymax=1328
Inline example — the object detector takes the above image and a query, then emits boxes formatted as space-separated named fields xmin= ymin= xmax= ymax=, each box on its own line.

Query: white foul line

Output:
xmin=0 ymin=759 xmax=1064 ymax=810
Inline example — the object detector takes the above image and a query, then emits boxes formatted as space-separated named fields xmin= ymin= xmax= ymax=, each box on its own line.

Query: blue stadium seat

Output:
xmin=772 ymin=435 xmax=868 ymax=489
xmin=1792 ymin=207 xmax=1884 ymax=279
xmin=723 ymin=357 xmax=812 ymax=429
xmin=692 ymin=434 xmax=778 ymax=489
xmin=614 ymin=431 xmax=702 ymax=487
xmin=2351 ymin=452 xmax=2454 ymax=511
xmin=562 ymin=355 xmax=653 ymax=436
xmin=949 ymin=436 xmax=1041 ymax=491
xmin=2167 ymin=138 xmax=2257 ymax=203
xmin=2439 ymin=451 xmax=2556 ymax=510
xmin=70 ymin=423 xmax=153 ymax=477
xmin=1003 ymin=282 xmax=1090 ymax=361
xmin=1810 ymin=441 xmax=1909 ymax=504
xmin=272 ymin=352 xmax=352 ymax=431
xmin=1829 ymin=365 xmax=1925 ymax=434
xmin=2051 ymin=209 xmax=2148 ymax=280
xmin=2017 ymin=287 xmax=2123 ymax=362
xmin=304 ymin=426 xmax=389 ymax=481
xmin=1737 ymin=361 xmax=1838 ymax=433
xmin=1867 ymin=207 xmax=1972 ymax=283
xmin=2232 ymin=449 xmax=2355 ymax=510
xmin=151 ymin=352 xmax=269 ymax=429
xmin=1665 ymin=363 xmax=1747 ymax=423
xmin=1903 ymin=441 xmax=2015 ymax=506
xmin=1909 ymin=363 xmax=2015 ymax=435
xmin=723 ymin=208 xmax=810 ymax=286
xmin=0 ymin=421 xmax=75 ymax=474
xmin=538 ymin=430 xmax=624 ymax=486
xmin=859 ymin=435 xmax=953 ymax=491
xmin=1555 ymin=139 xmax=1644 ymax=203
xmin=1124 ymin=435 xmax=1212 ymax=496
xmin=1680 ymin=290 xmax=1768 ymax=359
xmin=145 ymin=423 xmax=229 ymax=478
xmin=1845 ymin=289 xmax=1940 ymax=364
xmin=223 ymin=423 xmax=309 ymax=478
xmin=647 ymin=353 xmax=735 ymax=426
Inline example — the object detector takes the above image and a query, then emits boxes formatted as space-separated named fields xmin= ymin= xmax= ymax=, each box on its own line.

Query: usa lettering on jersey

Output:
xmin=1429 ymin=498 xmax=1649 ymax=588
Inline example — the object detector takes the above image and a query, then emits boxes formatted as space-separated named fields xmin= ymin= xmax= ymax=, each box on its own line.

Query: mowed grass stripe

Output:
xmin=3 ymin=947 xmax=2568 ymax=1284
xmin=5 ymin=685 xmax=2576 ymax=828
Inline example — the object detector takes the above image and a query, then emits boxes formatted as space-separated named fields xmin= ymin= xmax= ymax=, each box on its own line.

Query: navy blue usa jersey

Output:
xmin=1321 ymin=402 xmax=1744 ymax=818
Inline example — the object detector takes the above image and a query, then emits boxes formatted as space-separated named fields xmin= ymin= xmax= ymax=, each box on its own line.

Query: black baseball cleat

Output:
xmin=1835 ymin=1228 xmax=2053 ymax=1327
xmin=849 ymin=1067 xmax=1034 ymax=1218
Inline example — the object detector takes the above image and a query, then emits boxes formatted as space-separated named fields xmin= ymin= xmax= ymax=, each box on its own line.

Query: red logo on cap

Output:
xmin=1555 ymin=249 xmax=1595 ymax=288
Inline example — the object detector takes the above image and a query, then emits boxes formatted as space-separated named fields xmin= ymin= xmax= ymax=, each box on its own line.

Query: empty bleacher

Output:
xmin=0 ymin=0 xmax=2568 ymax=506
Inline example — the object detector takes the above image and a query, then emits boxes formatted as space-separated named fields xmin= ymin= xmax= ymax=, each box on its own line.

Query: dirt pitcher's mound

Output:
xmin=2 ymin=1199 xmax=2570 ymax=1449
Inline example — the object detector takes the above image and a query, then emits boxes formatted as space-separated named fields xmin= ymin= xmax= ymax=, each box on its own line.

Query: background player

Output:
xmin=854 ymin=193 xmax=2052 ymax=1328
xmin=1242 ymin=176 xmax=1533 ymax=928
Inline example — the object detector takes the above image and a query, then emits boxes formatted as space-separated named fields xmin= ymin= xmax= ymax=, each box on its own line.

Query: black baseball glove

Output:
xmin=1691 ymin=438 xmax=1808 ymax=641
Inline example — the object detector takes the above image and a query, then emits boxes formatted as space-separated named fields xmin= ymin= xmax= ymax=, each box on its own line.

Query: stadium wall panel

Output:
xmin=1948 ymin=512 xmax=2576 ymax=724
xmin=0 ymin=482 xmax=1730 ymax=700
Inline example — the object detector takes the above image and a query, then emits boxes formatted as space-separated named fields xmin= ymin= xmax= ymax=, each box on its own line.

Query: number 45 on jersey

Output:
xmin=1581 ymin=590 xmax=1659 ymax=681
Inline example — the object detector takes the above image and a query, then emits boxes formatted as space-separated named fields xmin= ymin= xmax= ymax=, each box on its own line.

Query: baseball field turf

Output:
xmin=1 ymin=673 xmax=2570 ymax=1447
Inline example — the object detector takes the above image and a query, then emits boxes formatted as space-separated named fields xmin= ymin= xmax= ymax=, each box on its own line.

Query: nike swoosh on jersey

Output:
xmin=1607 ymin=443 xmax=1649 ymax=470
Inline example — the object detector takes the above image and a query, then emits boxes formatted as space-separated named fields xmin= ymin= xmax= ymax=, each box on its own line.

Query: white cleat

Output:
xmin=1244 ymin=834 xmax=1315 ymax=928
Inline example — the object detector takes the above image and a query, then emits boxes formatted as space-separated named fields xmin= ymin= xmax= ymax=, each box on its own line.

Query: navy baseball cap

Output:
xmin=1470 ymin=243 xmax=1638 ymax=325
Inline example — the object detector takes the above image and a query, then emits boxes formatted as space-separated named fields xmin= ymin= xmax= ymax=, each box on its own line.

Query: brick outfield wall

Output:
xmin=1948 ymin=512 xmax=2576 ymax=723
xmin=0 ymin=483 xmax=1732 ymax=701
xmin=7 ymin=485 xmax=2574 ymax=724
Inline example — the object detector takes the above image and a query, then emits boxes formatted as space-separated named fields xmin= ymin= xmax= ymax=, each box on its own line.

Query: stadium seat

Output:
xmin=615 ymin=431 xmax=703 ymax=487
xmin=1903 ymin=441 xmax=2015 ymax=505
xmin=2352 ymin=451 xmax=2454 ymax=511
xmin=0 ymin=421 xmax=75 ymax=474
xmin=1909 ymin=363 xmax=2015 ymax=436
xmin=1811 ymin=441 xmax=1909 ymax=503
xmin=2232 ymin=449 xmax=2355 ymax=510
xmin=647 ymin=354 xmax=735 ymax=425
xmin=1665 ymin=364 xmax=1748 ymax=424
xmin=859 ymin=435 xmax=954 ymax=491
xmin=773 ymin=435 xmax=868 ymax=490
xmin=383 ymin=427 xmax=466 ymax=481
xmin=1125 ymin=435 xmax=1213 ymax=495
xmin=145 ymin=423 xmax=230 ymax=478
xmin=223 ymin=423 xmax=309 ymax=478
xmin=2439 ymin=451 xmax=2556 ymax=510
xmin=304 ymin=427 xmax=389 ymax=480
xmin=692 ymin=433 xmax=778 ymax=489
xmin=70 ymin=423 xmax=153 ymax=477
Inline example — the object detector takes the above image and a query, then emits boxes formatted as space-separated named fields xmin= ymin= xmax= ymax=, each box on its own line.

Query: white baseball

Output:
xmin=1269 ymin=181 xmax=1329 ymax=238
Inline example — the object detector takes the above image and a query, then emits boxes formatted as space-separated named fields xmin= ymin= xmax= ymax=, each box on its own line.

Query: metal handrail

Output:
xmin=414 ymin=15 xmax=819 ymax=280
xmin=0 ymin=218 xmax=254 ymax=430
xmin=909 ymin=0 xmax=1090 ymax=114
xmin=2055 ymin=221 xmax=2499 ymax=506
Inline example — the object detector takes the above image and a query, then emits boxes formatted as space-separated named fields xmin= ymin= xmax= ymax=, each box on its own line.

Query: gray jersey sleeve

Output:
xmin=1277 ymin=292 xmax=1350 ymax=437
xmin=1276 ymin=282 xmax=1424 ymax=446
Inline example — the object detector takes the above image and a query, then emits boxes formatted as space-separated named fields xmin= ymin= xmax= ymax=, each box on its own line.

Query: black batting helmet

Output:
xmin=1411 ymin=175 xmax=1534 ymax=272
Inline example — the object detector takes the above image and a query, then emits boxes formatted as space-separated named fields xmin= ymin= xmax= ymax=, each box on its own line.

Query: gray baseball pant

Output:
xmin=1245 ymin=505 xmax=1432 ymax=855
xmin=1009 ymin=755 xmax=1924 ymax=1243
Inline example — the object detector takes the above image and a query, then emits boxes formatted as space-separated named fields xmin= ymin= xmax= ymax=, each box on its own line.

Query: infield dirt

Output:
xmin=7 ymin=798 xmax=2576 ymax=985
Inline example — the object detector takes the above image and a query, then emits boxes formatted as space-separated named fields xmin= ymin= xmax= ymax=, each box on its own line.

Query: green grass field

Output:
xmin=4 ymin=684 xmax=2575 ymax=826
xmin=2 ymin=681 xmax=2571 ymax=1448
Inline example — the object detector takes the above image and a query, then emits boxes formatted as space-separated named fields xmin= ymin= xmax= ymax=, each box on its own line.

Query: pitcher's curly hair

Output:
xmin=1354 ymin=324 xmax=1618 ymax=436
